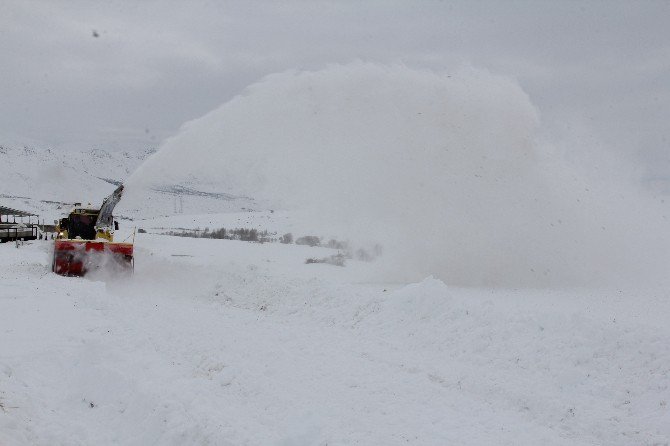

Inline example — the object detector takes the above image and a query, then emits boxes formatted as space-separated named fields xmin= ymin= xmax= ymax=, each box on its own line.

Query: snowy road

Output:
xmin=1 ymin=234 xmax=669 ymax=445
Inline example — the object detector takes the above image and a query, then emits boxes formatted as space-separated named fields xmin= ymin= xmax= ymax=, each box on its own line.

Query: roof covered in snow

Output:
xmin=0 ymin=205 xmax=38 ymax=217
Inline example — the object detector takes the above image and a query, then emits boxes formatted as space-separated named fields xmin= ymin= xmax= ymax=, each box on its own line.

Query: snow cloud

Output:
xmin=126 ymin=63 xmax=669 ymax=288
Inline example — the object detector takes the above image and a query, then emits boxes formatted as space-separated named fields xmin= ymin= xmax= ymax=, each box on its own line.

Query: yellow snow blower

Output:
xmin=52 ymin=185 xmax=133 ymax=276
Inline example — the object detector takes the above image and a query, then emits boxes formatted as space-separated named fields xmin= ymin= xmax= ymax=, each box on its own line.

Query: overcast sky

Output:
xmin=1 ymin=0 xmax=668 ymax=179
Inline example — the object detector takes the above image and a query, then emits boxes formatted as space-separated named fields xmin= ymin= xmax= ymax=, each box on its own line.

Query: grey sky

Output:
xmin=1 ymin=0 xmax=668 ymax=178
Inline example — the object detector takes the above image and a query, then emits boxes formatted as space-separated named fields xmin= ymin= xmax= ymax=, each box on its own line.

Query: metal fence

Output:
xmin=0 ymin=224 xmax=38 ymax=242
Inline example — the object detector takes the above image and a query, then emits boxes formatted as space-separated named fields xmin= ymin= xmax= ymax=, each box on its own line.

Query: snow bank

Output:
xmin=3 ymin=238 xmax=669 ymax=445
xmin=124 ymin=62 xmax=668 ymax=287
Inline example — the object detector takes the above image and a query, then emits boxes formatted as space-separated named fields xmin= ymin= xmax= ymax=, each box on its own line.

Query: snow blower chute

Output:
xmin=52 ymin=184 xmax=134 ymax=276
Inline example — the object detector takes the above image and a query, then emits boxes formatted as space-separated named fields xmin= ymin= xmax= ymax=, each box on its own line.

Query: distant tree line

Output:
xmin=165 ymin=227 xmax=271 ymax=242
xmin=158 ymin=226 xmax=382 ymax=265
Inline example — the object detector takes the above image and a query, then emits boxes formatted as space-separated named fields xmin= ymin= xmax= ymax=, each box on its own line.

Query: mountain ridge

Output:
xmin=0 ymin=144 xmax=153 ymax=219
xmin=0 ymin=143 xmax=256 ymax=220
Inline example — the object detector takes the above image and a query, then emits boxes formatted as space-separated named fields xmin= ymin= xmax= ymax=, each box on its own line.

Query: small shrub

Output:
xmin=210 ymin=228 xmax=226 ymax=239
xmin=326 ymin=238 xmax=348 ymax=250
xmin=280 ymin=233 xmax=293 ymax=244
xmin=305 ymin=253 xmax=346 ymax=267
xmin=355 ymin=248 xmax=373 ymax=262
xmin=296 ymin=235 xmax=321 ymax=247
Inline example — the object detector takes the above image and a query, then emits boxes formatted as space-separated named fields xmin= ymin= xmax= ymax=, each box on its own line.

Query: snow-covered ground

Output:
xmin=1 ymin=213 xmax=669 ymax=445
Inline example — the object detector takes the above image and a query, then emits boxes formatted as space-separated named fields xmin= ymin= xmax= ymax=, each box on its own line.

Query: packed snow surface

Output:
xmin=1 ymin=215 xmax=669 ymax=445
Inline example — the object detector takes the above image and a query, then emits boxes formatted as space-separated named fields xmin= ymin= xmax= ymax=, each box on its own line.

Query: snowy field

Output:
xmin=1 ymin=213 xmax=669 ymax=445
xmin=3 ymin=2 xmax=670 ymax=445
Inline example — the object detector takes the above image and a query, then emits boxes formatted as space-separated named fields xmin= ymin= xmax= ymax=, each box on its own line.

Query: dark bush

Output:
xmin=295 ymin=235 xmax=321 ymax=247
xmin=305 ymin=253 xmax=346 ymax=267
xmin=280 ymin=233 xmax=293 ymax=244
xmin=326 ymin=238 xmax=348 ymax=250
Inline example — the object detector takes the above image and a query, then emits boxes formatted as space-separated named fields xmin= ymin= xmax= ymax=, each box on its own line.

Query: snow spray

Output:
xmin=125 ymin=62 xmax=668 ymax=288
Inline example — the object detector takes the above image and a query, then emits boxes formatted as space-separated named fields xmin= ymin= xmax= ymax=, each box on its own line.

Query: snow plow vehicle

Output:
xmin=52 ymin=185 xmax=134 ymax=276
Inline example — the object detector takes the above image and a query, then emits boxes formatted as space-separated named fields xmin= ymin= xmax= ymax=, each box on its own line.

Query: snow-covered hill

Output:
xmin=0 ymin=144 xmax=153 ymax=218
xmin=0 ymin=144 xmax=257 ymax=221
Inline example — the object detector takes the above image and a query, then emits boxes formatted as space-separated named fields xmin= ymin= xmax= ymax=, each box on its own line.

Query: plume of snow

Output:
xmin=124 ymin=62 xmax=668 ymax=288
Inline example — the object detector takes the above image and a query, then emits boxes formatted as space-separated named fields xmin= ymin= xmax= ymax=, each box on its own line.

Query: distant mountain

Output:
xmin=0 ymin=144 xmax=154 ymax=220
xmin=0 ymin=144 xmax=258 ymax=221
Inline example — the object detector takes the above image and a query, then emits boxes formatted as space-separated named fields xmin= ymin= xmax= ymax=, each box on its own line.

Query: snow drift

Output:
xmin=124 ymin=62 xmax=668 ymax=287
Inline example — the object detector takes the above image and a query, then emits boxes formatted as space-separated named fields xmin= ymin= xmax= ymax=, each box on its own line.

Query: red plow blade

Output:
xmin=52 ymin=240 xmax=134 ymax=276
